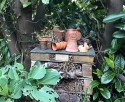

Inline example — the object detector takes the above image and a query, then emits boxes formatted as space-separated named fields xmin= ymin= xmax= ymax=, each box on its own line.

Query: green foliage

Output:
xmin=103 ymin=13 xmax=125 ymax=23
xmin=0 ymin=0 xmax=6 ymax=13
xmin=103 ymin=12 xmax=125 ymax=54
xmin=91 ymin=53 xmax=125 ymax=101
xmin=101 ymin=71 xmax=115 ymax=84
xmin=0 ymin=62 xmax=61 ymax=102
xmin=23 ymin=2 xmax=32 ymax=8
xmin=113 ymin=31 xmax=125 ymax=38
xmin=42 ymin=0 xmax=49 ymax=4
xmin=100 ymin=88 xmax=111 ymax=99
xmin=0 ymin=39 xmax=20 ymax=67
xmin=43 ymin=0 xmax=106 ymax=38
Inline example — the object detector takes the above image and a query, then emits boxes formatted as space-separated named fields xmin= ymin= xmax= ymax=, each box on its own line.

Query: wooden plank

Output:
xmin=31 ymin=53 xmax=50 ymax=61
xmin=55 ymin=54 xmax=69 ymax=61
xmin=73 ymin=56 xmax=94 ymax=64
xmin=31 ymin=53 xmax=94 ymax=63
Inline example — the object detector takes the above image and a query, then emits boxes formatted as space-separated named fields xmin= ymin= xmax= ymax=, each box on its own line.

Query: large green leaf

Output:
xmin=9 ymin=83 xmax=22 ymax=99
xmin=0 ymin=84 xmax=8 ymax=96
xmin=115 ymin=23 xmax=125 ymax=29
xmin=14 ymin=63 xmax=24 ymax=71
xmin=2 ymin=65 xmax=10 ymax=75
xmin=115 ymin=79 xmax=123 ymax=92
xmin=38 ymin=69 xmax=60 ymax=85
xmin=90 ymin=80 xmax=100 ymax=89
xmin=100 ymin=88 xmax=111 ymax=99
xmin=0 ymin=70 xmax=2 ymax=76
xmin=113 ymin=31 xmax=125 ymax=38
xmin=93 ymin=92 xmax=98 ymax=100
xmin=22 ymin=85 xmax=34 ymax=96
xmin=42 ymin=0 xmax=49 ymax=4
xmin=28 ymin=65 xmax=46 ymax=79
xmin=104 ymin=57 xmax=114 ymax=68
xmin=0 ymin=97 xmax=6 ymax=102
xmin=101 ymin=71 xmax=115 ymax=84
xmin=0 ymin=0 xmax=7 ymax=12
xmin=115 ymin=54 xmax=125 ymax=69
xmin=111 ymin=39 xmax=118 ymax=50
xmin=23 ymin=2 xmax=31 ymax=8
xmin=8 ymin=67 xmax=19 ymax=80
xmin=103 ymin=13 xmax=125 ymax=23
xmin=114 ymin=99 xmax=121 ymax=102
xmin=31 ymin=86 xmax=58 ymax=102
xmin=0 ymin=76 xmax=8 ymax=88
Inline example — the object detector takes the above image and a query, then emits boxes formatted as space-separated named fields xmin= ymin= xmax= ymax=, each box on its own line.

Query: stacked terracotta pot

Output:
xmin=39 ymin=26 xmax=90 ymax=52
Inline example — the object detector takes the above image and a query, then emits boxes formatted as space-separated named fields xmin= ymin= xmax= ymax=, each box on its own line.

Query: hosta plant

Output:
xmin=0 ymin=62 xmax=61 ymax=102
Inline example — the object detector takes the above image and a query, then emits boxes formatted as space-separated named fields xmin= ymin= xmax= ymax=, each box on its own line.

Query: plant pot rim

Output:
xmin=39 ymin=37 xmax=51 ymax=41
xmin=66 ymin=28 xmax=80 ymax=31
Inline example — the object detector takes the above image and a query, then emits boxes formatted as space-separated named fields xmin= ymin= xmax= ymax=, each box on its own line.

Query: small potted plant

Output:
xmin=37 ymin=27 xmax=52 ymax=50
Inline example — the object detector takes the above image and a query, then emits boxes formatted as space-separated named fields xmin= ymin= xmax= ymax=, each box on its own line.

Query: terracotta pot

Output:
xmin=65 ymin=29 xmax=81 ymax=42
xmin=47 ymin=41 xmax=52 ymax=49
xmin=60 ymin=41 xmax=67 ymax=49
xmin=52 ymin=42 xmax=61 ymax=51
xmin=39 ymin=37 xmax=51 ymax=42
xmin=39 ymin=37 xmax=52 ymax=50
xmin=53 ymin=26 xmax=64 ymax=42
xmin=66 ymin=38 xmax=78 ymax=52
xmin=52 ymin=41 xmax=67 ymax=51
xmin=40 ymin=41 xmax=47 ymax=50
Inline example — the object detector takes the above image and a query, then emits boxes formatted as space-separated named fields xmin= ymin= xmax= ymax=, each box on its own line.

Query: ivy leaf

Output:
xmin=101 ymin=71 xmax=115 ymax=84
xmin=100 ymin=88 xmax=111 ymax=99
xmin=90 ymin=80 xmax=100 ymax=89
xmin=28 ymin=65 xmax=46 ymax=79
xmin=113 ymin=31 xmax=125 ymax=38
xmin=23 ymin=2 xmax=31 ymax=8
xmin=104 ymin=57 xmax=114 ymax=68
xmin=103 ymin=13 xmax=125 ymax=23
xmin=38 ymin=69 xmax=61 ymax=85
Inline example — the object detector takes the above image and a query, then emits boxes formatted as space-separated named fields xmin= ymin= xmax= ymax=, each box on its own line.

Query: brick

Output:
xmin=73 ymin=56 xmax=94 ymax=64
xmin=82 ymin=64 xmax=92 ymax=78
xmin=55 ymin=54 xmax=69 ymax=61
xmin=31 ymin=53 xmax=50 ymax=61
xmin=84 ymin=79 xmax=93 ymax=95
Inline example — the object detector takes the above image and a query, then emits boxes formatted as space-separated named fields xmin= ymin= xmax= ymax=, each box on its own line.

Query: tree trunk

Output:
xmin=14 ymin=0 xmax=45 ymax=70
xmin=14 ymin=0 xmax=34 ymax=70
xmin=96 ymin=0 xmax=123 ymax=68
xmin=102 ymin=0 xmax=123 ymax=50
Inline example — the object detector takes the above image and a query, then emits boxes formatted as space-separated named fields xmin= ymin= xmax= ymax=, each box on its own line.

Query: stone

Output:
xmin=82 ymin=64 xmax=92 ymax=78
